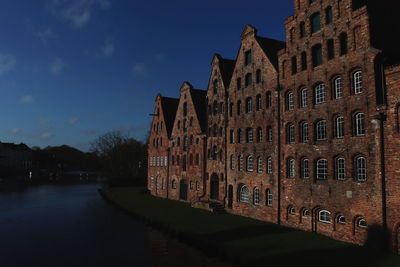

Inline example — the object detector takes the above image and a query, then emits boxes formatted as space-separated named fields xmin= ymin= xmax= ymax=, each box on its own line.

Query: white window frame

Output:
xmin=316 ymin=158 xmax=328 ymax=180
xmin=315 ymin=83 xmax=326 ymax=104
xmin=335 ymin=77 xmax=343 ymax=99
xmin=288 ymin=158 xmax=295 ymax=178
xmin=302 ymin=122 xmax=309 ymax=142
xmin=160 ymin=156 xmax=163 ymax=167
xmin=253 ymin=187 xmax=260 ymax=205
xmin=316 ymin=120 xmax=327 ymax=140
xmin=150 ymin=175 xmax=154 ymax=188
xmin=289 ymin=207 xmax=295 ymax=215
xmin=247 ymin=155 xmax=254 ymax=172
xmin=247 ymin=128 xmax=253 ymax=143
xmin=354 ymin=71 xmax=362 ymax=94
xmin=355 ymin=112 xmax=365 ymax=136
xmin=240 ymin=185 xmax=250 ymax=203
xmin=196 ymin=181 xmax=200 ymax=191
xmin=157 ymin=156 xmax=160 ymax=167
xmin=267 ymin=157 xmax=272 ymax=174
xmin=303 ymin=210 xmax=310 ymax=217
xmin=357 ymin=218 xmax=367 ymax=228
xmin=230 ymin=155 xmax=235 ymax=170
xmin=288 ymin=124 xmax=295 ymax=143
xmin=319 ymin=210 xmax=331 ymax=223
xmin=336 ymin=157 xmax=346 ymax=180
xmin=336 ymin=116 xmax=344 ymax=138
xmin=301 ymin=88 xmax=308 ymax=108
xmin=356 ymin=156 xmax=367 ymax=182
xmin=165 ymin=156 xmax=168 ymax=166
xmin=301 ymin=158 xmax=310 ymax=179
xmin=190 ymin=181 xmax=194 ymax=190
xmin=268 ymin=126 xmax=273 ymax=142
xmin=337 ymin=215 xmax=346 ymax=224
xmin=239 ymin=155 xmax=243 ymax=171
xmin=266 ymin=189 xmax=273 ymax=207
xmin=257 ymin=157 xmax=263 ymax=173
xmin=288 ymin=92 xmax=294 ymax=110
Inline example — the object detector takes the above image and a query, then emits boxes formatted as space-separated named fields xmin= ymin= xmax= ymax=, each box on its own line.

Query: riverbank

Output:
xmin=100 ymin=187 xmax=400 ymax=266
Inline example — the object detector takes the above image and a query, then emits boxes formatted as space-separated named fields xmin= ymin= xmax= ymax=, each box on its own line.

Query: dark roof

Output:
xmin=255 ymin=36 xmax=286 ymax=69
xmin=190 ymin=89 xmax=207 ymax=133
xmin=160 ymin=96 xmax=179 ymax=138
xmin=0 ymin=142 xmax=31 ymax=151
xmin=218 ymin=57 xmax=236 ymax=89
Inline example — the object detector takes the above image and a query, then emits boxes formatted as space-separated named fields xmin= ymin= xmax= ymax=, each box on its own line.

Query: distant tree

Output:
xmin=90 ymin=131 xmax=147 ymax=185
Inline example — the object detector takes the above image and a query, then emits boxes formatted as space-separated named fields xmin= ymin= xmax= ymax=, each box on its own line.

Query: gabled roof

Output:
xmin=217 ymin=55 xmax=236 ymax=89
xmin=255 ymin=36 xmax=286 ymax=69
xmin=189 ymin=88 xmax=207 ymax=133
xmin=159 ymin=95 xmax=179 ymax=138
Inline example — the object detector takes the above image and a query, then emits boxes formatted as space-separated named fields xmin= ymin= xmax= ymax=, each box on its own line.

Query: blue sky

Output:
xmin=0 ymin=0 xmax=293 ymax=151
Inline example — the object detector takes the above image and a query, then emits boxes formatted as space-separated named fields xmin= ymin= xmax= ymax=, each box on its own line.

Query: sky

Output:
xmin=0 ymin=0 xmax=293 ymax=152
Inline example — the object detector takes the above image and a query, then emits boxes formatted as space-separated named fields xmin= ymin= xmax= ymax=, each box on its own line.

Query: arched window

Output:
xmin=336 ymin=116 xmax=344 ymax=138
xmin=336 ymin=157 xmax=346 ymax=180
xmin=237 ymin=100 xmax=242 ymax=115
xmin=301 ymin=88 xmax=308 ymax=108
xmin=256 ymin=69 xmax=261 ymax=83
xmin=230 ymin=155 xmax=235 ymax=170
xmin=237 ymin=129 xmax=242 ymax=143
xmin=172 ymin=179 xmax=177 ymax=189
xmin=340 ymin=33 xmax=348 ymax=55
xmin=315 ymin=83 xmax=326 ymax=104
xmin=303 ymin=209 xmax=310 ymax=217
xmin=267 ymin=157 xmax=272 ymax=174
xmin=355 ymin=156 xmax=367 ymax=182
xmin=319 ymin=210 xmax=331 ymax=223
xmin=239 ymin=155 xmax=243 ymax=171
xmin=246 ymin=128 xmax=253 ymax=143
xmin=287 ymin=92 xmax=294 ymax=110
xmin=266 ymin=189 xmax=273 ymax=207
xmin=246 ymin=97 xmax=252 ymax=113
xmin=257 ymin=157 xmax=263 ymax=173
xmin=257 ymin=127 xmax=263 ymax=143
xmin=316 ymin=119 xmax=327 ymax=140
xmin=253 ymin=187 xmax=260 ymax=205
xmin=334 ymin=77 xmax=342 ymax=99
xmin=337 ymin=215 xmax=346 ymax=224
xmin=256 ymin=94 xmax=262 ymax=111
xmin=287 ymin=158 xmax=295 ymax=178
xmin=353 ymin=70 xmax=362 ymax=94
xmin=357 ymin=218 xmax=367 ymax=228
xmin=310 ymin=12 xmax=321 ymax=33
xmin=316 ymin=158 xmax=328 ymax=180
xmin=266 ymin=91 xmax=272 ymax=108
xmin=287 ymin=123 xmax=295 ymax=143
xmin=301 ymin=122 xmax=309 ymax=142
xmin=245 ymin=73 xmax=252 ymax=87
xmin=239 ymin=185 xmax=250 ymax=203
xmin=301 ymin=158 xmax=310 ymax=179
xmin=355 ymin=112 xmax=365 ymax=136
xmin=267 ymin=126 xmax=273 ymax=142
xmin=289 ymin=206 xmax=296 ymax=215
xmin=247 ymin=155 xmax=254 ymax=172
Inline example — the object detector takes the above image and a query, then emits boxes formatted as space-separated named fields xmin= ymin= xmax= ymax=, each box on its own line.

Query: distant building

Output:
xmin=0 ymin=142 xmax=32 ymax=177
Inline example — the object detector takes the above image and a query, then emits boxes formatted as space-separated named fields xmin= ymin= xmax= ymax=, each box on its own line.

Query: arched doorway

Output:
xmin=228 ymin=185 xmax=233 ymax=208
xmin=179 ymin=179 xmax=188 ymax=200
xmin=210 ymin=173 xmax=219 ymax=200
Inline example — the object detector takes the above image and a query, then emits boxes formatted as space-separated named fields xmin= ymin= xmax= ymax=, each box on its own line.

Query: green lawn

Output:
xmin=100 ymin=187 xmax=400 ymax=266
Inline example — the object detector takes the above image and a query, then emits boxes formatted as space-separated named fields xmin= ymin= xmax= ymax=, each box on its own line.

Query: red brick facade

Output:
xmin=147 ymin=0 xmax=400 ymax=253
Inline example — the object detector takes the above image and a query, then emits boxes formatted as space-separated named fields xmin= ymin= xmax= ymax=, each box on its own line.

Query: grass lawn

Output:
xmin=100 ymin=187 xmax=400 ymax=266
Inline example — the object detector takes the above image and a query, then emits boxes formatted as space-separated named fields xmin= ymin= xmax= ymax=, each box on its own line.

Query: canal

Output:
xmin=0 ymin=183 xmax=228 ymax=267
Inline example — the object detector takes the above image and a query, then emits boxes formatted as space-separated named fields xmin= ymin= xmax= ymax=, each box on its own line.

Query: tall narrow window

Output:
xmin=301 ymin=158 xmax=310 ymax=179
xmin=213 ymin=101 xmax=218 ymax=116
xmin=267 ymin=126 xmax=273 ymax=142
xmin=239 ymin=155 xmax=243 ymax=171
xmin=238 ymin=129 xmax=242 ymax=143
xmin=312 ymin=44 xmax=323 ymax=67
xmin=355 ymin=112 xmax=365 ymax=136
xmin=246 ymin=97 xmax=252 ymax=113
xmin=237 ymin=78 xmax=242 ymax=90
xmin=196 ymin=154 xmax=199 ymax=165
xmin=316 ymin=120 xmax=327 ymax=140
xmin=356 ymin=156 xmax=367 ymax=181
xmin=301 ymin=52 xmax=307 ymax=70
xmin=340 ymin=33 xmax=348 ymax=55
xmin=230 ymin=130 xmax=235 ymax=144
xmin=257 ymin=127 xmax=263 ymax=143
xmin=301 ymin=122 xmax=309 ymax=142
xmin=336 ymin=157 xmax=346 ymax=180
xmin=237 ymin=100 xmax=242 ymax=115
xmin=334 ymin=77 xmax=343 ymax=99
xmin=327 ymin=39 xmax=335 ymax=60
xmin=213 ymin=79 xmax=218 ymax=94
xmin=245 ymin=50 xmax=252 ymax=65
xmin=287 ymin=124 xmax=295 ymax=143
xmin=230 ymin=103 xmax=234 ymax=117
xmin=230 ymin=155 xmax=235 ymax=170
xmin=266 ymin=189 xmax=273 ymax=206
xmin=336 ymin=116 xmax=344 ymax=138
xmin=301 ymin=88 xmax=308 ymax=108
xmin=287 ymin=92 xmax=294 ymax=110
xmin=256 ymin=94 xmax=261 ymax=111
xmin=245 ymin=73 xmax=252 ymax=87
xmin=287 ymin=158 xmax=295 ymax=178
xmin=253 ymin=187 xmax=260 ymax=205
xmin=267 ymin=157 xmax=272 ymax=174
xmin=212 ymin=146 xmax=217 ymax=160
xmin=256 ymin=69 xmax=261 ymax=83
xmin=354 ymin=71 xmax=362 ymax=94
xmin=183 ymin=102 xmax=187 ymax=117
xmin=246 ymin=128 xmax=253 ymax=143
xmin=316 ymin=158 xmax=328 ymax=180
xmin=315 ymin=83 xmax=326 ymax=104
xmin=183 ymin=155 xmax=187 ymax=171
xmin=310 ymin=12 xmax=321 ymax=33
xmin=266 ymin=91 xmax=272 ymax=108
xmin=240 ymin=185 xmax=249 ymax=203
xmin=300 ymin=22 xmax=306 ymax=38
xmin=291 ymin=56 xmax=297 ymax=74
xmin=326 ymin=6 xmax=333 ymax=24
xmin=257 ymin=157 xmax=263 ymax=173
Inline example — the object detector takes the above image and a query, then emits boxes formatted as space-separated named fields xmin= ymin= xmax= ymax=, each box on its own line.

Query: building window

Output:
xmin=340 ymin=33 xmax=348 ymax=55
xmin=246 ymin=128 xmax=253 ymax=143
xmin=319 ymin=210 xmax=331 ymax=223
xmin=301 ymin=88 xmax=308 ymax=108
xmin=310 ymin=12 xmax=321 ymax=34
xmin=312 ymin=44 xmax=322 ymax=67
xmin=257 ymin=127 xmax=262 ymax=143
xmin=172 ymin=179 xmax=177 ymax=189
xmin=239 ymin=155 xmax=243 ymax=171
xmin=326 ymin=6 xmax=333 ymax=24
xmin=160 ymin=156 xmax=164 ymax=167
xmin=230 ymin=130 xmax=235 ymax=144
xmin=150 ymin=175 xmax=154 ymax=188
xmin=240 ymin=185 xmax=250 ymax=203
xmin=253 ymin=187 xmax=260 ymax=205
xmin=256 ymin=69 xmax=261 ymax=83
xmin=213 ymin=124 xmax=218 ymax=137
xmin=237 ymin=100 xmax=242 ymax=115
xmin=238 ymin=129 xmax=242 ymax=143
xmin=316 ymin=158 xmax=328 ymax=180
xmin=315 ymin=83 xmax=326 ymax=104
xmin=246 ymin=97 xmax=252 ymax=113
xmin=287 ymin=158 xmax=295 ymax=178
xmin=287 ymin=92 xmax=294 ymax=110
xmin=267 ymin=157 xmax=272 ymax=174
xmin=303 ymin=210 xmax=310 ymax=217
xmin=230 ymin=155 xmax=235 ymax=170
xmin=266 ymin=189 xmax=273 ymax=207
xmin=289 ymin=207 xmax=296 ymax=215
xmin=301 ymin=52 xmax=307 ymax=70
xmin=355 ymin=112 xmax=365 ymax=136
xmin=354 ymin=71 xmax=362 ymax=94
xmin=190 ymin=135 xmax=193 ymax=145
xmin=182 ymin=155 xmax=187 ymax=171
xmin=245 ymin=50 xmax=252 ymax=65
xmin=300 ymin=22 xmax=306 ymax=38
xmin=301 ymin=158 xmax=310 ymax=179
xmin=190 ymin=154 xmax=193 ymax=165
xmin=291 ymin=56 xmax=297 ymax=74
xmin=324 ymin=40 xmax=333 ymax=62
xmin=157 ymin=156 xmax=160 ymax=167
xmin=287 ymin=124 xmax=295 ymax=144
xmin=196 ymin=154 xmax=199 ymax=165
xmin=247 ymin=155 xmax=254 ymax=172
xmin=266 ymin=91 xmax=272 ymax=108
xmin=357 ymin=218 xmax=367 ymax=228
xmin=356 ymin=156 xmax=367 ymax=182
xmin=256 ymin=94 xmax=262 ymax=111
xmin=190 ymin=181 xmax=194 ymax=190
xmin=336 ymin=116 xmax=344 ymax=138
xmin=335 ymin=157 xmax=346 ymax=180
xmin=162 ymin=178 xmax=165 ymax=190
xmin=213 ymin=79 xmax=218 ymax=94
xmin=267 ymin=126 xmax=273 ymax=142
xmin=156 ymin=177 xmax=160 ymax=189
xmin=237 ymin=78 xmax=242 ymax=90
xmin=183 ymin=102 xmax=187 ymax=117
xmin=213 ymin=146 xmax=217 ymax=160
xmin=337 ymin=215 xmax=346 ymax=224
xmin=171 ymin=156 xmax=175 ymax=165
xmin=245 ymin=73 xmax=252 ymax=87
xmin=257 ymin=157 xmax=263 ymax=173
xmin=230 ymin=103 xmax=233 ymax=117
xmin=183 ymin=136 xmax=188 ymax=151
xmin=301 ymin=122 xmax=309 ymax=142
xmin=334 ymin=77 xmax=342 ymax=99
xmin=196 ymin=181 xmax=200 ymax=191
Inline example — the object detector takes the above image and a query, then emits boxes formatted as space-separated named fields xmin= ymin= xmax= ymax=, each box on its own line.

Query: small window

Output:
xmin=334 ymin=77 xmax=342 ymax=99
xmin=253 ymin=187 xmax=260 ymax=205
xmin=247 ymin=155 xmax=254 ymax=172
xmin=287 ymin=123 xmax=295 ymax=143
xmin=196 ymin=154 xmax=199 ymax=165
xmin=213 ymin=79 xmax=218 ymax=94
xmin=316 ymin=158 xmax=328 ymax=180
xmin=287 ymin=158 xmax=295 ymax=178
xmin=303 ymin=209 xmax=310 ymax=217
xmin=357 ymin=218 xmax=367 ymax=228
xmin=301 ymin=122 xmax=309 ymax=142
xmin=183 ymin=102 xmax=187 ymax=117
xmin=257 ymin=157 xmax=263 ymax=173
xmin=257 ymin=127 xmax=262 ymax=143
xmin=237 ymin=100 xmax=242 ymax=115
xmin=355 ymin=112 xmax=365 ymax=136
xmin=315 ymin=83 xmax=326 ymax=104
xmin=354 ymin=71 xmax=362 ymax=94
xmin=256 ymin=94 xmax=262 ymax=111
xmin=267 ymin=126 xmax=273 ymax=142
xmin=319 ymin=210 xmax=331 ymax=223
xmin=266 ymin=91 xmax=272 ymax=108
xmin=340 ymin=33 xmax=348 ymax=55
xmin=310 ymin=12 xmax=321 ymax=34
xmin=301 ymin=88 xmax=308 ymax=108
xmin=150 ymin=175 xmax=154 ymax=188
xmin=154 ymin=177 xmax=159 ymax=189
xmin=327 ymin=39 xmax=335 ymax=60
xmin=230 ymin=154 xmax=235 ymax=170
xmin=230 ymin=130 xmax=235 ymax=144
xmin=301 ymin=158 xmax=310 ymax=179
xmin=237 ymin=129 xmax=242 ymax=143
xmin=239 ymin=155 xmax=243 ymax=171
xmin=326 ymin=6 xmax=333 ymax=24
xmin=300 ymin=22 xmax=306 ymax=38
xmin=291 ymin=56 xmax=297 ymax=74
xmin=289 ymin=207 xmax=296 ymax=215
xmin=196 ymin=181 xmax=200 ymax=191
xmin=237 ymin=78 xmax=242 ymax=90
xmin=336 ymin=157 xmax=346 ymax=180
xmin=287 ymin=92 xmax=294 ymax=110
xmin=267 ymin=157 xmax=272 ymax=174
xmin=246 ymin=97 xmax=252 ymax=113
xmin=301 ymin=52 xmax=307 ymax=71
xmin=245 ymin=73 xmax=252 ymax=87
xmin=266 ymin=189 xmax=273 ymax=207
xmin=246 ymin=128 xmax=253 ymax=143
xmin=240 ymin=185 xmax=250 ymax=203
xmin=336 ymin=116 xmax=344 ymax=138
xmin=245 ymin=50 xmax=252 ymax=65
xmin=312 ymin=44 xmax=323 ymax=67
xmin=337 ymin=215 xmax=346 ymax=224
xmin=212 ymin=146 xmax=217 ymax=160
xmin=229 ymin=103 xmax=234 ymax=117
xmin=355 ymin=156 xmax=367 ymax=182
xmin=172 ymin=179 xmax=177 ymax=189
xmin=256 ymin=69 xmax=261 ymax=83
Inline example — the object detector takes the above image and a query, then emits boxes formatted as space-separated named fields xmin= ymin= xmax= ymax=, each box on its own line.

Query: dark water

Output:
xmin=0 ymin=183 xmax=228 ymax=267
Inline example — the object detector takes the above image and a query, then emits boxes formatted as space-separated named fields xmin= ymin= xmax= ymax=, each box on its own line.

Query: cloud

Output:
xmin=35 ymin=27 xmax=57 ymax=43
xmin=40 ymin=132 xmax=54 ymax=140
xmin=102 ymin=42 xmax=114 ymax=57
xmin=0 ymin=54 xmax=16 ymax=75
xmin=50 ymin=58 xmax=67 ymax=74
xmin=20 ymin=95 xmax=34 ymax=103
xmin=48 ymin=0 xmax=111 ymax=29
xmin=132 ymin=63 xmax=147 ymax=77
xmin=37 ymin=117 xmax=51 ymax=125
xmin=9 ymin=128 xmax=21 ymax=134
xmin=68 ymin=117 xmax=79 ymax=125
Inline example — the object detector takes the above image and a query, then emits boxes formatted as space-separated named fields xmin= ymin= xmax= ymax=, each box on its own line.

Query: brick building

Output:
xmin=147 ymin=0 xmax=400 ymax=253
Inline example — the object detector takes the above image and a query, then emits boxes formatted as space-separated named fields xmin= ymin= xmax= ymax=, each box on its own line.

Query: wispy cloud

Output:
xmin=37 ymin=117 xmax=51 ymax=125
xmin=0 ymin=53 xmax=16 ymax=75
xmin=20 ymin=95 xmax=35 ymax=103
xmin=35 ymin=27 xmax=57 ymax=43
xmin=132 ymin=63 xmax=147 ymax=77
xmin=40 ymin=132 xmax=54 ymax=140
xmin=68 ymin=117 xmax=79 ymax=125
xmin=102 ymin=42 xmax=114 ymax=57
xmin=48 ymin=0 xmax=111 ymax=29
xmin=50 ymin=58 xmax=67 ymax=74
xmin=9 ymin=128 xmax=21 ymax=134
